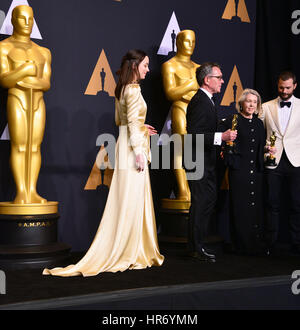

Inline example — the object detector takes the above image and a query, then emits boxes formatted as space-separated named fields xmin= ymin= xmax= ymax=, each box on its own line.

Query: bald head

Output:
xmin=12 ymin=5 xmax=33 ymax=19
xmin=11 ymin=5 xmax=33 ymax=36
xmin=176 ymin=30 xmax=196 ymax=56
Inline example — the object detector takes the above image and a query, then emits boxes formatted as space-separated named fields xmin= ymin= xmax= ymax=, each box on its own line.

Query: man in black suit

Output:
xmin=186 ymin=62 xmax=237 ymax=262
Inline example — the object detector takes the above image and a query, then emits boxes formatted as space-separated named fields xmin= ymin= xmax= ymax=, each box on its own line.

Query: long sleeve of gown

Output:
xmin=124 ymin=85 xmax=148 ymax=157
xmin=115 ymin=101 xmax=121 ymax=126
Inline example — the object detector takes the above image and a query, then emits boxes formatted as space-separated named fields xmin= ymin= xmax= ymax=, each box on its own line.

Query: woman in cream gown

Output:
xmin=43 ymin=50 xmax=164 ymax=277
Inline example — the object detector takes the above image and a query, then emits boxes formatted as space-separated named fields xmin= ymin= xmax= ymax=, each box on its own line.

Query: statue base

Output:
xmin=158 ymin=207 xmax=190 ymax=243
xmin=225 ymin=142 xmax=236 ymax=155
xmin=158 ymin=200 xmax=224 ymax=255
xmin=0 ymin=202 xmax=71 ymax=270
xmin=161 ymin=198 xmax=191 ymax=210
xmin=265 ymin=157 xmax=277 ymax=168
xmin=0 ymin=201 xmax=58 ymax=215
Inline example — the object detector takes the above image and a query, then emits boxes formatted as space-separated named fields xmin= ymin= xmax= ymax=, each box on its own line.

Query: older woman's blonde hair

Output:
xmin=236 ymin=88 xmax=262 ymax=116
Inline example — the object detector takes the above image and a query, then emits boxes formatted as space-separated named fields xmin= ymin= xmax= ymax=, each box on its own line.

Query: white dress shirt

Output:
xmin=278 ymin=96 xmax=293 ymax=134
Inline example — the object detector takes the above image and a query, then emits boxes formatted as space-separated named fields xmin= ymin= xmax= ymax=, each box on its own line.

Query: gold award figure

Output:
xmin=0 ymin=5 xmax=56 ymax=214
xmin=162 ymin=30 xmax=200 ymax=208
xmin=226 ymin=114 xmax=238 ymax=154
xmin=265 ymin=131 xmax=277 ymax=167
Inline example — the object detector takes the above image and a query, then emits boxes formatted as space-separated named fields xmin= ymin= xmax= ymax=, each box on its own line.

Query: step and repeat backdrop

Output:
xmin=255 ymin=0 xmax=300 ymax=243
xmin=0 ymin=0 xmax=256 ymax=251
xmin=255 ymin=0 xmax=300 ymax=101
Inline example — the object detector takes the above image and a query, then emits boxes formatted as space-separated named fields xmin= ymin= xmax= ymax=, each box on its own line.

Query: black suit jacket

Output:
xmin=186 ymin=89 xmax=218 ymax=173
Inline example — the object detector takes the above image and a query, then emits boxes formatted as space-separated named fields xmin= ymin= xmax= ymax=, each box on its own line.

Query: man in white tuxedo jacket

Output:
xmin=259 ymin=71 xmax=300 ymax=254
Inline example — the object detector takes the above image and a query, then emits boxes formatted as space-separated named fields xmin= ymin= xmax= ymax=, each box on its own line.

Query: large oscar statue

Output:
xmin=161 ymin=30 xmax=199 ymax=209
xmin=159 ymin=30 xmax=199 ymax=241
xmin=0 ymin=5 xmax=70 ymax=269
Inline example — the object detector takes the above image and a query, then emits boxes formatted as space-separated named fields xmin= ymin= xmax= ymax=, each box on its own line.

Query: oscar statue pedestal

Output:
xmin=159 ymin=199 xmax=224 ymax=255
xmin=159 ymin=199 xmax=191 ymax=243
xmin=0 ymin=202 xmax=71 ymax=270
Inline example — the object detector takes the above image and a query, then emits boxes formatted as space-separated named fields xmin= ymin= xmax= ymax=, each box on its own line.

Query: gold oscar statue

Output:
xmin=265 ymin=131 xmax=277 ymax=167
xmin=161 ymin=30 xmax=200 ymax=210
xmin=226 ymin=114 xmax=238 ymax=154
xmin=0 ymin=5 xmax=57 ymax=215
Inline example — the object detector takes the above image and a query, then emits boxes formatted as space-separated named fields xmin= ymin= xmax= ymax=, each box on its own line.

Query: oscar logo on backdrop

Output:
xmin=84 ymin=145 xmax=113 ymax=191
xmin=85 ymin=49 xmax=116 ymax=98
xmin=84 ymin=49 xmax=116 ymax=194
xmin=157 ymin=11 xmax=181 ymax=56
xmin=221 ymin=65 xmax=243 ymax=108
xmin=83 ymin=48 xmax=116 ymax=239
xmin=222 ymin=0 xmax=250 ymax=23
xmin=0 ymin=4 xmax=70 ymax=270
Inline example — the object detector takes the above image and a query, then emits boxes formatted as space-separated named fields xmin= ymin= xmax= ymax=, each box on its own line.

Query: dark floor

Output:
xmin=0 ymin=242 xmax=300 ymax=306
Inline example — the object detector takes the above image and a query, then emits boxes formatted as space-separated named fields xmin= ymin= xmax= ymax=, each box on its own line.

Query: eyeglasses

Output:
xmin=208 ymin=75 xmax=223 ymax=80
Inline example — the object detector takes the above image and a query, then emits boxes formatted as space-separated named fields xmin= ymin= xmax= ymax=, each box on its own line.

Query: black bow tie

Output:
xmin=280 ymin=101 xmax=291 ymax=108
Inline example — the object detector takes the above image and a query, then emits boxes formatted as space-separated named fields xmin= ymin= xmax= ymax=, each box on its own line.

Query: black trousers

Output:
xmin=266 ymin=150 xmax=300 ymax=246
xmin=188 ymin=168 xmax=217 ymax=252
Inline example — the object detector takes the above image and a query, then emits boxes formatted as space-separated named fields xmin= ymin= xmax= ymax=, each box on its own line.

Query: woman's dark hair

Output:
xmin=115 ymin=49 xmax=147 ymax=100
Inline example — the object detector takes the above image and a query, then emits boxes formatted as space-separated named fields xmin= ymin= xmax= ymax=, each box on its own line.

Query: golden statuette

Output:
xmin=265 ymin=131 xmax=277 ymax=167
xmin=161 ymin=30 xmax=200 ymax=209
xmin=0 ymin=5 xmax=57 ymax=214
xmin=226 ymin=114 xmax=238 ymax=154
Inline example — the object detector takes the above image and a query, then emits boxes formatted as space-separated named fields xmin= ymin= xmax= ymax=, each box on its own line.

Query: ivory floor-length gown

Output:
xmin=43 ymin=84 xmax=164 ymax=277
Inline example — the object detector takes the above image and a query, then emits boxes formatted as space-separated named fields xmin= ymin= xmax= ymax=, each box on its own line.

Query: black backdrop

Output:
xmin=255 ymin=0 xmax=300 ymax=101
xmin=0 ymin=0 xmax=256 ymax=251
xmin=255 ymin=0 xmax=300 ymax=243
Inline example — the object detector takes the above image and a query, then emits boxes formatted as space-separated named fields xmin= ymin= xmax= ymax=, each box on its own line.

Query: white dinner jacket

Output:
xmin=259 ymin=96 xmax=300 ymax=168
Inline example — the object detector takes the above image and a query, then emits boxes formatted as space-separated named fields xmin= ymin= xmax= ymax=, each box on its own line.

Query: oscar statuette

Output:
xmin=265 ymin=131 xmax=277 ymax=167
xmin=226 ymin=114 xmax=238 ymax=154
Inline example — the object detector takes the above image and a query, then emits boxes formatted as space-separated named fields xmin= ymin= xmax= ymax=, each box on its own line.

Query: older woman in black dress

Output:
xmin=219 ymin=89 xmax=268 ymax=255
